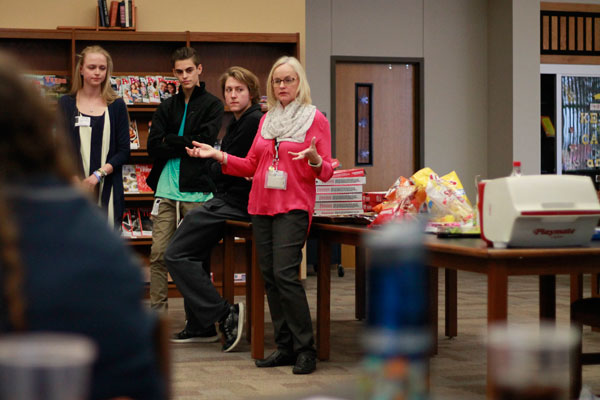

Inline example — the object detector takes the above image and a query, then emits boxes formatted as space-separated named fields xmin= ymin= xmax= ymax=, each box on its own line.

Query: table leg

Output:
xmin=222 ymin=232 xmax=235 ymax=305
xmin=250 ymin=242 xmax=264 ymax=360
xmin=245 ymin=239 xmax=253 ymax=343
xmin=539 ymin=275 xmax=556 ymax=322
xmin=445 ymin=269 xmax=457 ymax=338
xmin=317 ymin=236 xmax=332 ymax=361
xmin=429 ymin=266 xmax=438 ymax=356
xmin=571 ymin=274 xmax=584 ymax=304
xmin=355 ymin=246 xmax=366 ymax=320
xmin=487 ymin=263 xmax=508 ymax=399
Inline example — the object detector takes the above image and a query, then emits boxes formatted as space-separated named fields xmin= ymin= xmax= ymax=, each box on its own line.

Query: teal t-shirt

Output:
xmin=155 ymin=103 xmax=213 ymax=202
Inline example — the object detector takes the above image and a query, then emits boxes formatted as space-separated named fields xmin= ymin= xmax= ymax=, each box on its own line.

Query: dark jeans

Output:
xmin=164 ymin=197 xmax=250 ymax=331
xmin=251 ymin=210 xmax=315 ymax=355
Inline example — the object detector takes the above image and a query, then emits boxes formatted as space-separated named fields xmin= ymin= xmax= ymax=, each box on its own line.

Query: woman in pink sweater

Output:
xmin=187 ymin=56 xmax=333 ymax=374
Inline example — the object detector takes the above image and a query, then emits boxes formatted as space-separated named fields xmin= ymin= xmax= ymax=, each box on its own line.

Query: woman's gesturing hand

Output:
xmin=288 ymin=137 xmax=322 ymax=166
xmin=186 ymin=141 xmax=218 ymax=159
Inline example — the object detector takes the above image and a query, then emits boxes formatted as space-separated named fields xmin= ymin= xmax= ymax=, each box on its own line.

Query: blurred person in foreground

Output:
xmin=186 ymin=56 xmax=333 ymax=374
xmin=0 ymin=52 xmax=166 ymax=400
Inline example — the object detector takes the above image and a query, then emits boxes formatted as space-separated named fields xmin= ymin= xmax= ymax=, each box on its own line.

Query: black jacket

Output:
xmin=209 ymin=104 xmax=262 ymax=210
xmin=146 ymin=82 xmax=224 ymax=192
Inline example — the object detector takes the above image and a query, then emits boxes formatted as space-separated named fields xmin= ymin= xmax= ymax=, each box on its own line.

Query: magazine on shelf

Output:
xmin=146 ymin=76 xmax=161 ymax=103
xmin=135 ymin=164 xmax=153 ymax=193
xmin=24 ymin=74 xmax=69 ymax=103
xmin=129 ymin=119 xmax=139 ymax=150
xmin=129 ymin=76 xmax=142 ymax=103
xmin=138 ymin=76 xmax=150 ymax=103
xmin=138 ymin=207 xmax=153 ymax=238
xmin=121 ymin=208 xmax=141 ymax=237
xmin=122 ymin=164 xmax=139 ymax=193
xmin=120 ymin=76 xmax=133 ymax=104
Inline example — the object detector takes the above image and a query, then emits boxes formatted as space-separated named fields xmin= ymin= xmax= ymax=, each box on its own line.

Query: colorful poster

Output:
xmin=561 ymin=76 xmax=600 ymax=172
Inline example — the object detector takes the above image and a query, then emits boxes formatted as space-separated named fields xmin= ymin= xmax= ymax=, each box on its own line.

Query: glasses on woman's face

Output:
xmin=272 ymin=77 xmax=297 ymax=86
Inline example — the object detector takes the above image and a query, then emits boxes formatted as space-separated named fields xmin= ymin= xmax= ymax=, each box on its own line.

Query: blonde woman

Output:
xmin=186 ymin=56 xmax=334 ymax=374
xmin=58 ymin=45 xmax=129 ymax=228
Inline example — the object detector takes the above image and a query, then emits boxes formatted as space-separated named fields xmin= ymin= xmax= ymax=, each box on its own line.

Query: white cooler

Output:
xmin=478 ymin=175 xmax=600 ymax=248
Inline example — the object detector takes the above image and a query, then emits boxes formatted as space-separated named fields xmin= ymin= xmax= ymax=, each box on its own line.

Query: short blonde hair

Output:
xmin=70 ymin=45 xmax=118 ymax=104
xmin=266 ymin=56 xmax=311 ymax=109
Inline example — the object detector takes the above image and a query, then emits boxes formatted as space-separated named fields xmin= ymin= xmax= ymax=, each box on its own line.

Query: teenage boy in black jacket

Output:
xmin=146 ymin=47 xmax=223 ymax=314
xmin=165 ymin=66 xmax=262 ymax=352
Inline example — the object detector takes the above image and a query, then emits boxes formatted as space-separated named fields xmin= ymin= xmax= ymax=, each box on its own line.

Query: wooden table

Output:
xmin=310 ymin=222 xmax=600 ymax=397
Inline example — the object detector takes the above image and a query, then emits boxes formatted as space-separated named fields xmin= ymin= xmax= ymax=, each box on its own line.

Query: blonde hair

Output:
xmin=0 ymin=51 xmax=76 ymax=331
xmin=70 ymin=45 xmax=118 ymax=104
xmin=219 ymin=66 xmax=261 ymax=105
xmin=266 ymin=56 xmax=311 ymax=109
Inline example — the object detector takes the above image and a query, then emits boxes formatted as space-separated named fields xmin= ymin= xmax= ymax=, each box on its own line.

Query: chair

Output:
xmin=570 ymin=297 xmax=600 ymax=399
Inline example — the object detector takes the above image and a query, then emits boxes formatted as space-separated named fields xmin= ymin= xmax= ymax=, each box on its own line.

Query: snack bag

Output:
xmin=425 ymin=173 xmax=474 ymax=223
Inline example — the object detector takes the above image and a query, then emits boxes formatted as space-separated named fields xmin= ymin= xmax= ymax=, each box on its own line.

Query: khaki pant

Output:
xmin=149 ymin=198 xmax=203 ymax=312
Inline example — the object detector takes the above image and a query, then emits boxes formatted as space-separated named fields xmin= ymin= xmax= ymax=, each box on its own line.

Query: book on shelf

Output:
xmin=124 ymin=0 xmax=130 ymax=28
xmin=97 ymin=0 xmax=106 ymax=27
xmin=234 ymin=273 xmax=246 ymax=283
xmin=119 ymin=1 xmax=126 ymax=27
xmin=109 ymin=0 xmax=119 ymax=27
xmin=122 ymin=164 xmax=139 ymax=193
xmin=129 ymin=119 xmax=139 ymax=150
xmin=101 ymin=0 xmax=110 ymax=27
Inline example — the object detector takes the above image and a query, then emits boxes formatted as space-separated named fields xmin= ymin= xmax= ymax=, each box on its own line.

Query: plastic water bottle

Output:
xmin=359 ymin=220 xmax=431 ymax=400
xmin=510 ymin=161 xmax=522 ymax=177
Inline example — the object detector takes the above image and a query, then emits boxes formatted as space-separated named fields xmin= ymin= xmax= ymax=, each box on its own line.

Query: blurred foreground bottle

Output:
xmin=359 ymin=219 xmax=431 ymax=400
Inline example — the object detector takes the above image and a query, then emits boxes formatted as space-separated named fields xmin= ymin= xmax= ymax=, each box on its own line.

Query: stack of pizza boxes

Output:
xmin=314 ymin=168 xmax=366 ymax=216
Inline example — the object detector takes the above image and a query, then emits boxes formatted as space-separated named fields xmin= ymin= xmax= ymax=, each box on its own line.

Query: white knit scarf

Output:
xmin=261 ymin=100 xmax=316 ymax=143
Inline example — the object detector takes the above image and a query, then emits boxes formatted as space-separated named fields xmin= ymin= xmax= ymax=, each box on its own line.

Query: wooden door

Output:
xmin=334 ymin=62 xmax=418 ymax=192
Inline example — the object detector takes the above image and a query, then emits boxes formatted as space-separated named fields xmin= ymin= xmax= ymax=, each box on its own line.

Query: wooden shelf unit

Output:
xmin=0 ymin=28 xmax=298 ymax=296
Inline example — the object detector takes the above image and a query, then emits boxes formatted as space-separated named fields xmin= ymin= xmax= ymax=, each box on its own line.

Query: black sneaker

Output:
xmin=292 ymin=351 xmax=316 ymax=374
xmin=170 ymin=324 xmax=219 ymax=343
xmin=219 ymin=303 xmax=244 ymax=352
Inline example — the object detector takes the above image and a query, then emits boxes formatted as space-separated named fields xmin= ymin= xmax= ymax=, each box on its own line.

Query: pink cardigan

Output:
xmin=222 ymin=110 xmax=334 ymax=218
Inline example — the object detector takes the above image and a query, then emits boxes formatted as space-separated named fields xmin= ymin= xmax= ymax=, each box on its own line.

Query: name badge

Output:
xmin=265 ymin=169 xmax=287 ymax=190
xmin=75 ymin=116 xmax=91 ymax=127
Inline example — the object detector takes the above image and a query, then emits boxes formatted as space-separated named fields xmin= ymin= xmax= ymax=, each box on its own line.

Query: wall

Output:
xmin=0 ymin=0 xmax=306 ymax=62
xmin=307 ymin=0 xmax=488 ymax=200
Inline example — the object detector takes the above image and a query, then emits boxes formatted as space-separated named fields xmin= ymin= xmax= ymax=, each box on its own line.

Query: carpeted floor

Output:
xmin=162 ymin=269 xmax=600 ymax=399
